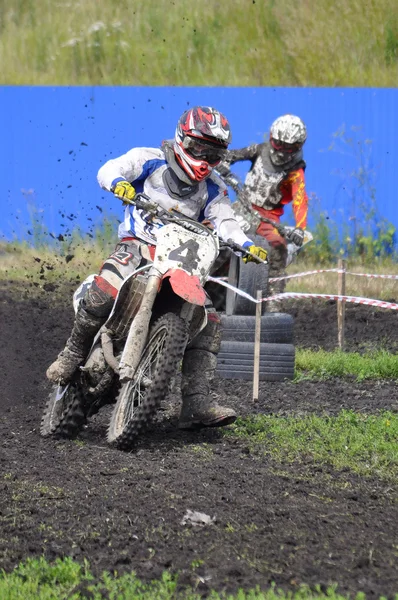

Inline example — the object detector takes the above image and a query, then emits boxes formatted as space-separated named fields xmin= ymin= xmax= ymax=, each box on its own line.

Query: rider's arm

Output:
xmin=207 ymin=199 xmax=253 ymax=248
xmin=217 ymin=144 xmax=261 ymax=182
xmin=204 ymin=179 xmax=253 ymax=247
xmin=222 ymin=144 xmax=261 ymax=167
xmin=286 ymin=168 xmax=308 ymax=230
xmin=97 ymin=147 xmax=165 ymax=192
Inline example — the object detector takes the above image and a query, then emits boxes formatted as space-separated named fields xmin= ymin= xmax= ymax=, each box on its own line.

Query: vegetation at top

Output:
xmin=1 ymin=0 xmax=398 ymax=86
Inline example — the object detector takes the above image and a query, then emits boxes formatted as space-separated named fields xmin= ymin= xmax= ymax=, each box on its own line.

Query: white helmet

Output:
xmin=269 ymin=114 xmax=307 ymax=166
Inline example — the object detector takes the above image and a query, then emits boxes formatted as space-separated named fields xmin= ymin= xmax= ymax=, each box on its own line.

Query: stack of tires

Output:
xmin=217 ymin=313 xmax=295 ymax=381
xmin=217 ymin=235 xmax=295 ymax=381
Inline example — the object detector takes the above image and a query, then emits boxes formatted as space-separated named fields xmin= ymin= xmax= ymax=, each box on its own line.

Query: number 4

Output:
xmin=169 ymin=240 xmax=200 ymax=271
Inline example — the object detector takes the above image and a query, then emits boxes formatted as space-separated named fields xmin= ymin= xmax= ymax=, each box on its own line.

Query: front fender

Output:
xmin=164 ymin=269 xmax=206 ymax=306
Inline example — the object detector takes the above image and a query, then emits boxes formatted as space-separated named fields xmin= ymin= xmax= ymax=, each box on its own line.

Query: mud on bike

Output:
xmin=40 ymin=193 xmax=266 ymax=450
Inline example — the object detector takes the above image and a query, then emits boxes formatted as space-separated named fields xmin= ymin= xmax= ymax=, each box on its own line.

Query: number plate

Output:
xmin=155 ymin=223 xmax=218 ymax=278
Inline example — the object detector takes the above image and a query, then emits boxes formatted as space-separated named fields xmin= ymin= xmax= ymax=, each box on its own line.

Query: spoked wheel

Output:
xmin=40 ymin=382 xmax=87 ymax=438
xmin=107 ymin=312 xmax=188 ymax=450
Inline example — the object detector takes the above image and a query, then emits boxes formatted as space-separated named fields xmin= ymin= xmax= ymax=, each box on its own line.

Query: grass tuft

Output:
xmin=0 ymin=555 xmax=389 ymax=599
xmin=228 ymin=410 xmax=398 ymax=480
xmin=295 ymin=349 xmax=398 ymax=380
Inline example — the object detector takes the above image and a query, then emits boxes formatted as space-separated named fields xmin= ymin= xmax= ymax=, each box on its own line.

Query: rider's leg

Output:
xmin=179 ymin=300 xmax=236 ymax=429
xmin=266 ymin=244 xmax=288 ymax=312
xmin=46 ymin=239 xmax=145 ymax=384
xmin=256 ymin=212 xmax=288 ymax=313
xmin=203 ymin=247 xmax=231 ymax=311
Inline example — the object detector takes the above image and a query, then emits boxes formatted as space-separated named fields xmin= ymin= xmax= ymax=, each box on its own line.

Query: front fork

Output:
xmin=109 ymin=268 xmax=207 ymax=383
xmin=118 ymin=270 xmax=161 ymax=382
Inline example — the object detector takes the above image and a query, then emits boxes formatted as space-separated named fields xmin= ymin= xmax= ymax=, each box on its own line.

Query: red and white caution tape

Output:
xmin=263 ymin=292 xmax=398 ymax=310
xmin=269 ymin=269 xmax=398 ymax=283
xmin=345 ymin=271 xmax=398 ymax=280
xmin=207 ymin=275 xmax=262 ymax=303
xmin=206 ymin=276 xmax=398 ymax=311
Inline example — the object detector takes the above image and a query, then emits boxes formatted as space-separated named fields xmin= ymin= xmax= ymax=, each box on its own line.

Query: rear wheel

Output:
xmin=40 ymin=383 xmax=87 ymax=438
xmin=107 ymin=312 xmax=188 ymax=450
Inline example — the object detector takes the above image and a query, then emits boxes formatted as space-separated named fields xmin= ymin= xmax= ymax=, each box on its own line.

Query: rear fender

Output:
xmin=163 ymin=268 xmax=206 ymax=306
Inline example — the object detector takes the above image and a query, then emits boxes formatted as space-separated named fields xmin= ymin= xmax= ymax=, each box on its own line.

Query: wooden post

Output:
xmin=253 ymin=290 xmax=262 ymax=403
xmin=337 ymin=258 xmax=346 ymax=350
xmin=226 ymin=254 xmax=239 ymax=316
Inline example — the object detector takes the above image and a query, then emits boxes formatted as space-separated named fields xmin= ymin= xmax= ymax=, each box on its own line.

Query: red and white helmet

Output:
xmin=174 ymin=106 xmax=232 ymax=182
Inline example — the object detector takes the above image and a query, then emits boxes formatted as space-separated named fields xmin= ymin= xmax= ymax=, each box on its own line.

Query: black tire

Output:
xmin=226 ymin=235 xmax=270 ymax=316
xmin=107 ymin=312 xmax=188 ymax=450
xmin=220 ymin=314 xmax=294 ymax=344
xmin=217 ymin=341 xmax=295 ymax=381
xmin=40 ymin=383 xmax=87 ymax=438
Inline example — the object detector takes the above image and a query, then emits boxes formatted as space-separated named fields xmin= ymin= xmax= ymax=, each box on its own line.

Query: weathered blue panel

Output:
xmin=0 ymin=87 xmax=396 ymax=242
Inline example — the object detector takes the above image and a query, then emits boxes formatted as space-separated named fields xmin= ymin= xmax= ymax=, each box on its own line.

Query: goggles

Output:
xmin=270 ymin=137 xmax=302 ymax=154
xmin=183 ymin=136 xmax=227 ymax=165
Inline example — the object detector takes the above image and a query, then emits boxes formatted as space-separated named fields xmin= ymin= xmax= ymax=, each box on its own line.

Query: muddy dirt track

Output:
xmin=1 ymin=282 xmax=398 ymax=598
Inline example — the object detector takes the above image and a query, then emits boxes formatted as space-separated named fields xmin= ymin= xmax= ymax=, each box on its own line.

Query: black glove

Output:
xmin=289 ymin=227 xmax=305 ymax=247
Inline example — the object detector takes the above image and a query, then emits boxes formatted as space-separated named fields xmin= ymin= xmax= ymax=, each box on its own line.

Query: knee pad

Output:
xmin=83 ymin=280 xmax=115 ymax=318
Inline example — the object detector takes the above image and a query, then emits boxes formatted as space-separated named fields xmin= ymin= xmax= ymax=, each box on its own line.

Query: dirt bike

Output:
xmin=215 ymin=169 xmax=313 ymax=316
xmin=40 ymin=193 xmax=265 ymax=450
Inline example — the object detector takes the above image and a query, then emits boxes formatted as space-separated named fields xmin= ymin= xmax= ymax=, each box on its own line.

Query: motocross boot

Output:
xmin=179 ymin=349 xmax=236 ymax=429
xmin=46 ymin=306 xmax=104 ymax=384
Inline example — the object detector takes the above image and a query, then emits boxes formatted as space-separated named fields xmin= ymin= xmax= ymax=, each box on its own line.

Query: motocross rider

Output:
xmin=46 ymin=106 xmax=268 ymax=429
xmin=218 ymin=114 xmax=308 ymax=311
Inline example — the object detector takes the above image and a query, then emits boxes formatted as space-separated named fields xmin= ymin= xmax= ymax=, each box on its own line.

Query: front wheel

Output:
xmin=107 ymin=312 xmax=188 ymax=450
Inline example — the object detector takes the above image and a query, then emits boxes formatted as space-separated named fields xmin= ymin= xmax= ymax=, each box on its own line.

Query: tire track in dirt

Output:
xmin=1 ymin=284 xmax=397 ymax=597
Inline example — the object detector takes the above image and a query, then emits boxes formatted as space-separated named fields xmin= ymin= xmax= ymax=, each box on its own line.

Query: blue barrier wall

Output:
xmin=1 ymin=87 xmax=397 ymax=242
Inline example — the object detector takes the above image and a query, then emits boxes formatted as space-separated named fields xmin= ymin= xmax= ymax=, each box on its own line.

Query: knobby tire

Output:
xmin=40 ymin=383 xmax=87 ymax=438
xmin=107 ymin=312 xmax=188 ymax=450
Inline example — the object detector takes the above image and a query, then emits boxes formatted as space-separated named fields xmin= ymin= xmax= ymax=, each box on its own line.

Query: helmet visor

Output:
xmin=183 ymin=136 xmax=227 ymax=165
xmin=270 ymin=137 xmax=302 ymax=154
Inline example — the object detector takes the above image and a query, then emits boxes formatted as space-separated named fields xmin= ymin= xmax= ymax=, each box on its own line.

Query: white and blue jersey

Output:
xmin=97 ymin=146 xmax=252 ymax=248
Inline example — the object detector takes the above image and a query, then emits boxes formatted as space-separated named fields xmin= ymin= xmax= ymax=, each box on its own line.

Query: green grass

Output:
xmin=0 ymin=556 xmax=391 ymax=600
xmin=1 ymin=0 xmax=398 ymax=85
xmin=295 ymin=349 xmax=398 ymax=380
xmin=228 ymin=410 xmax=398 ymax=480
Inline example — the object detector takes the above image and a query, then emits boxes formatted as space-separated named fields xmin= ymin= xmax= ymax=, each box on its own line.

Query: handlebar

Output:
xmin=120 ymin=192 xmax=158 ymax=213
xmin=216 ymin=169 xmax=299 ymax=241
xmin=117 ymin=192 xmax=267 ymax=264
xmin=259 ymin=215 xmax=289 ymax=238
